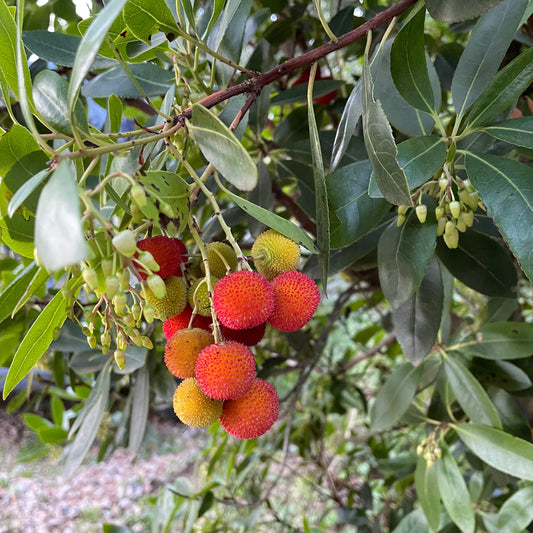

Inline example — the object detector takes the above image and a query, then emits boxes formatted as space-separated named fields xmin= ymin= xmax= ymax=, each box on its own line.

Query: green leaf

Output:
xmin=368 ymin=136 xmax=447 ymax=198
xmin=50 ymin=395 xmax=64 ymax=427
xmin=81 ymin=63 xmax=173 ymax=98
xmin=2 ymin=277 xmax=77 ymax=399
xmin=330 ymin=80 xmax=363 ymax=171
xmin=190 ymin=104 xmax=258 ymax=192
xmin=378 ymin=217 xmax=437 ymax=309
xmin=271 ymin=80 xmax=344 ymax=106
xmin=455 ymin=423 xmax=533 ymax=480
xmin=0 ymin=213 xmax=34 ymax=258
xmin=308 ymin=67 xmax=330 ymax=290
xmin=35 ymin=160 xmax=88 ymax=271
xmin=466 ymin=322 xmax=533 ymax=360
xmin=8 ymin=169 xmax=50 ymax=218
xmin=22 ymin=30 xmax=116 ymax=68
xmin=391 ymin=5 xmax=435 ymax=113
xmin=436 ymin=230 xmax=518 ymax=297
xmin=123 ymin=0 xmax=177 ymax=43
xmin=33 ymin=70 xmax=89 ymax=138
xmin=465 ymin=153 xmax=533 ymax=281
xmin=327 ymin=160 xmax=390 ymax=249
xmin=497 ymin=484 xmax=533 ymax=533
xmin=443 ymin=354 xmax=501 ymax=428
xmin=362 ymin=55 xmax=412 ymax=206
xmin=224 ymin=188 xmax=317 ymax=253
xmin=65 ymin=361 xmax=110 ymax=477
xmin=68 ymin=0 xmax=129 ymax=115
xmin=128 ymin=365 xmax=149 ymax=454
xmin=484 ymin=117 xmax=533 ymax=149
xmin=0 ymin=262 xmax=47 ymax=324
xmin=0 ymin=0 xmax=33 ymax=102
xmin=437 ymin=445 xmax=476 ymax=533
xmin=370 ymin=361 xmax=424 ymax=431
xmin=426 ymin=0 xmax=505 ymax=22
xmin=391 ymin=508 xmax=431 ymax=533
xmin=465 ymin=48 xmax=533 ymax=129
xmin=451 ymin=0 xmax=527 ymax=119
xmin=115 ymin=345 xmax=147 ymax=375
xmin=415 ymin=456 xmax=441 ymax=532
xmin=392 ymin=257 xmax=443 ymax=363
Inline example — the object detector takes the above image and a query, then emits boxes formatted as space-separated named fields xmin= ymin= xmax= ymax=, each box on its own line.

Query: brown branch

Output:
xmin=178 ymin=0 xmax=418 ymax=120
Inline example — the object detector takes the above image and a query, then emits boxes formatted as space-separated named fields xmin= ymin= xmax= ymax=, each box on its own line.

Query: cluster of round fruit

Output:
xmin=397 ymin=176 xmax=480 ymax=249
xmin=139 ymin=229 xmax=321 ymax=439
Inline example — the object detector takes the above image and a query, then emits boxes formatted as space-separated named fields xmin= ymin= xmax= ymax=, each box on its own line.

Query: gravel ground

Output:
xmin=0 ymin=408 xmax=205 ymax=533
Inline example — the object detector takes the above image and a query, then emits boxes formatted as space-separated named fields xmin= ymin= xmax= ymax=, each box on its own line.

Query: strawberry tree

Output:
xmin=1 ymin=0 xmax=533 ymax=530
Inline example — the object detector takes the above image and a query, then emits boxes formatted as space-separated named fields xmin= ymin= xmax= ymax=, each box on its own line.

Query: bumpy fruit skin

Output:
xmin=165 ymin=327 xmax=214 ymax=378
xmin=163 ymin=305 xmax=211 ymax=339
xmin=213 ymin=271 xmax=275 ymax=329
xmin=137 ymin=236 xmax=187 ymax=280
xmin=269 ymin=271 xmax=320 ymax=332
xmin=143 ymin=275 xmax=187 ymax=320
xmin=195 ymin=341 xmax=256 ymax=400
xmin=220 ymin=322 xmax=266 ymax=347
xmin=251 ymin=230 xmax=301 ymax=281
xmin=220 ymin=378 xmax=279 ymax=439
xmin=188 ymin=276 xmax=218 ymax=317
xmin=202 ymin=242 xmax=238 ymax=278
xmin=173 ymin=378 xmax=223 ymax=428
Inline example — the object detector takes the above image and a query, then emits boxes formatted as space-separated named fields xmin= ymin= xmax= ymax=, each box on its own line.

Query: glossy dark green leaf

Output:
xmin=473 ymin=359 xmax=531 ymax=391
xmin=33 ymin=70 xmax=89 ymax=137
xmin=370 ymin=361 xmax=424 ymax=431
xmin=190 ymin=104 xmax=258 ymax=192
xmin=22 ymin=30 xmax=116 ymax=68
xmin=497 ymin=484 xmax=533 ymax=533
xmin=8 ymin=169 xmax=50 ymax=218
xmin=378 ymin=217 xmax=437 ymax=309
xmin=465 ymin=153 xmax=533 ymax=281
xmin=372 ymin=39 xmax=439 ymax=137
xmin=415 ymin=456 xmax=441 ymax=532
xmin=436 ymin=230 xmax=518 ymax=297
xmin=426 ymin=0 xmax=505 ymax=22
xmin=2 ymin=277 xmax=77 ymax=399
xmin=368 ymin=136 xmax=446 ymax=198
xmin=65 ymin=361 xmax=111 ymax=477
xmin=466 ymin=48 xmax=533 ymax=129
xmin=308 ymin=69 xmax=330 ymax=290
xmin=456 ymin=423 xmax=533 ymax=480
xmin=391 ymin=6 xmax=435 ymax=113
xmin=451 ymin=0 xmax=527 ymax=118
xmin=123 ymin=0 xmax=177 ymax=43
xmin=82 ymin=63 xmax=173 ymax=98
xmin=35 ymin=160 xmax=88 ymax=272
xmin=491 ymin=389 xmax=532 ymax=441
xmin=128 ymin=365 xmax=149 ymax=454
xmin=331 ymin=80 xmax=363 ymax=171
xmin=436 ymin=444 xmax=476 ymax=533
xmin=328 ymin=160 xmax=390 ymax=249
xmin=362 ymin=55 xmax=411 ymax=206
xmin=68 ymin=0 xmax=129 ymax=113
xmin=0 ymin=213 xmax=34 ymax=258
xmin=225 ymin=188 xmax=317 ymax=253
xmin=392 ymin=258 xmax=443 ymax=363
xmin=466 ymin=322 xmax=533 ymax=360
xmin=484 ymin=117 xmax=533 ymax=149
xmin=444 ymin=354 xmax=501 ymax=428
xmin=271 ymin=80 xmax=344 ymax=106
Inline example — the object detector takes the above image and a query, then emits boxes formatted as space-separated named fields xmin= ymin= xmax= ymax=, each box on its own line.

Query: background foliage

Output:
xmin=1 ymin=0 xmax=533 ymax=531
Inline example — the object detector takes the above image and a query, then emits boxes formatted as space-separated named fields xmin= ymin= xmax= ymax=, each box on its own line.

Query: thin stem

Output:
xmin=314 ymin=0 xmax=338 ymax=43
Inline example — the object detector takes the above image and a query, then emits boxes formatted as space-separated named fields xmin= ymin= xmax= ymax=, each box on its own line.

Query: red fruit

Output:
xmin=293 ymin=66 xmax=338 ymax=106
xmin=220 ymin=378 xmax=279 ymax=439
xmin=220 ymin=322 xmax=266 ymax=347
xmin=195 ymin=341 xmax=256 ymax=400
xmin=136 ymin=236 xmax=187 ymax=280
xmin=213 ymin=271 xmax=274 ymax=330
xmin=268 ymin=271 xmax=320 ymax=332
xmin=163 ymin=305 xmax=211 ymax=339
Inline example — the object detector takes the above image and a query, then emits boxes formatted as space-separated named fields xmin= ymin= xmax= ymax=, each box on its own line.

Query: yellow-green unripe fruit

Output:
xmin=173 ymin=378 xmax=223 ymax=428
xmin=202 ymin=242 xmax=238 ymax=278
xmin=143 ymin=275 xmax=187 ymax=320
xmin=188 ymin=276 xmax=218 ymax=317
xmin=251 ymin=230 xmax=301 ymax=281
